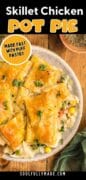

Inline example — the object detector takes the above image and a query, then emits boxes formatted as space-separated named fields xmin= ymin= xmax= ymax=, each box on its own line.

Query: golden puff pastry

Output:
xmin=0 ymin=83 xmax=13 ymax=125
xmin=24 ymin=55 xmax=63 ymax=93
xmin=9 ymin=61 xmax=32 ymax=98
xmin=0 ymin=61 xmax=30 ymax=84
xmin=16 ymin=87 xmax=29 ymax=109
xmin=0 ymin=61 xmax=32 ymax=98
xmin=25 ymin=84 xmax=70 ymax=147
xmin=0 ymin=112 xmax=26 ymax=150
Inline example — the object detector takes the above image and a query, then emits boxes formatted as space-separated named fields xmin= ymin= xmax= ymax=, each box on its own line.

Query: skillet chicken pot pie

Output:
xmin=0 ymin=55 xmax=79 ymax=159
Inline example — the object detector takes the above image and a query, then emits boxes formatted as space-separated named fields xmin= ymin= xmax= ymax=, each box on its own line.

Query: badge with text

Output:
xmin=0 ymin=34 xmax=32 ymax=65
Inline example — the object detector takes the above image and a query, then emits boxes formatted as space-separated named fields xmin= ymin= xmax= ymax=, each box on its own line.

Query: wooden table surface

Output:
xmin=0 ymin=34 xmax=86 ymax=172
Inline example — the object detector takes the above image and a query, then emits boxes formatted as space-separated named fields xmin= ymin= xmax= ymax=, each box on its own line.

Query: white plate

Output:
xmin=3 ymin=45 xmax=83 ymax=162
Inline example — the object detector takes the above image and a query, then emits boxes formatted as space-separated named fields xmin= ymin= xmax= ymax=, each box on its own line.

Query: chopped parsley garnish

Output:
xmin=15 ymin=150 xmax=20 ymax=155
xmin=29 ymin=55 xmax=33 ymax=61
xmin=12 ymin=79 xmax=24 ymax=87
xmin=34 ymin=80 xmax=43 ymax=87
xmin=13 ymin=101 xmax=16 ymax=104
xmin=59 ymin=121 xmax=64 ymax=132
xmin=61 ymin=101 xmax=67 ymax=110
xmin=60 ymin=138 xmax=63 ymax=144
xmin=3 ymin=101 xmax=8 ymax=110
xmin=60 ymin=74 xmax=67 ymax=83
xmin=12 ymin=94 xmax=15 ymax=97
xmin=31 ymin=139 xmax=45 ymax=150
xmin=2 ymin=75 xmax=6 ymax=80
xmin=59 ymin=125 xmax=64 ymax=132
xmin=34 ymin=139 xmax=40 ymax=146
xmin=39 ymin=64 xmax=46 ymax=71
xmin=0 ymin=119 xmax=8 ymax=125
xmin=56 ymin=91 xmax=61 ymax=97
xmin=68 ymin=101 xmax=71 ymax=105
xmin=37 ymin=110 xmax=43 ymax=119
